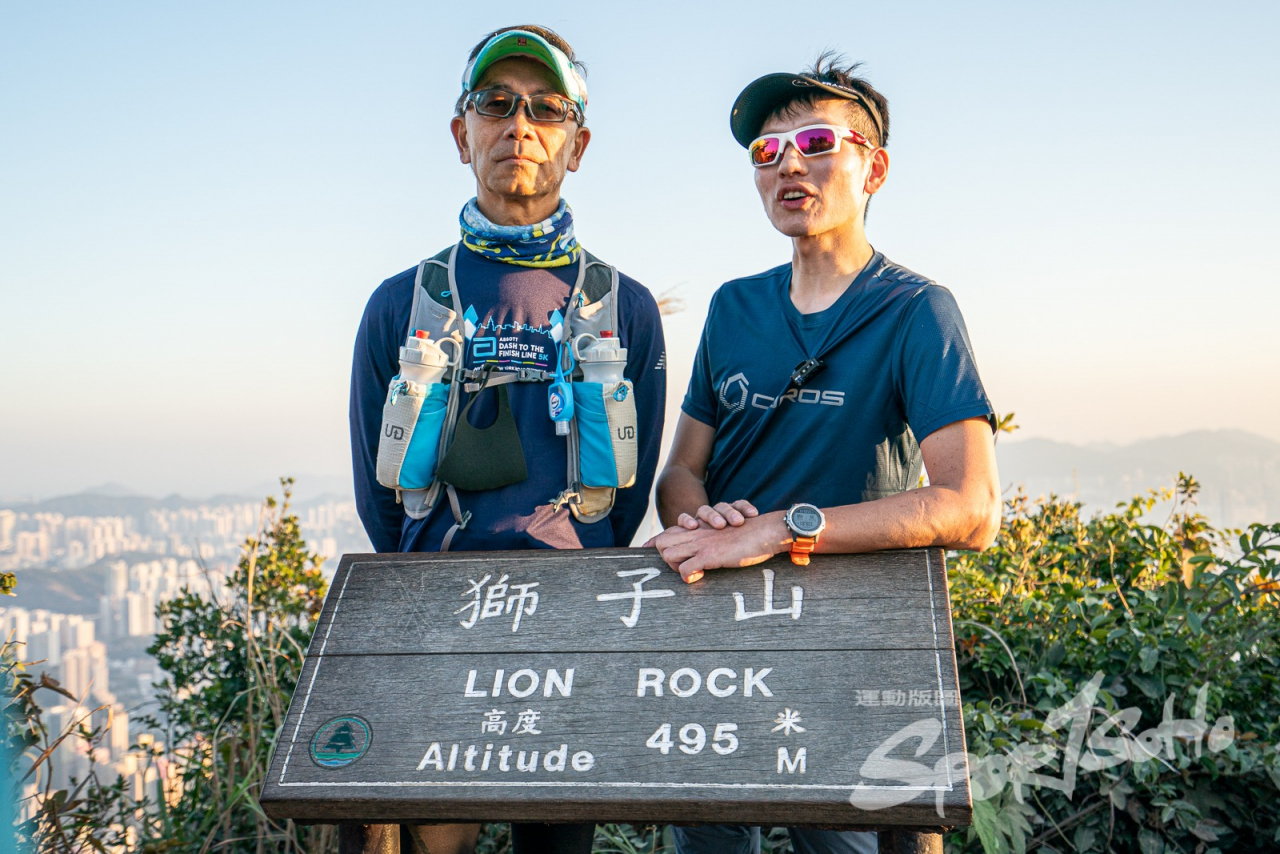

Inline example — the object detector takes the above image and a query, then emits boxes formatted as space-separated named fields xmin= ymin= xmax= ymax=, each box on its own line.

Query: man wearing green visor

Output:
xmin=350 ymin=24 xmax=667 ymax=854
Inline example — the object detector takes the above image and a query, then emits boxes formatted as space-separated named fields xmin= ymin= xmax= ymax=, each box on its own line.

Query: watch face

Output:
xmin=789 ymin=504 xmax=823 ymax=536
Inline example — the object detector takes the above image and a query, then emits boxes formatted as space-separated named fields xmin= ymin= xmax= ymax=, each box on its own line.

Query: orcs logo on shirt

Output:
xmin=719 ymin=372 xmax=845 ymax=412
xmin=718 ymin=373 xmax=749 ymax=412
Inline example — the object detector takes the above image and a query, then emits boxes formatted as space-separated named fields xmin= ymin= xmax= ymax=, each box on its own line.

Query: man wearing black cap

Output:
xmin=649 ymin=56 xmax=1001 ymax=853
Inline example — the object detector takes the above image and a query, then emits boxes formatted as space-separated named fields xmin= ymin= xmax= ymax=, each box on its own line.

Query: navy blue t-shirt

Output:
xmin=351 ymin=246 xmax=666 ymax=553
xmin=682 ymin=253 xmax=992 ymax=514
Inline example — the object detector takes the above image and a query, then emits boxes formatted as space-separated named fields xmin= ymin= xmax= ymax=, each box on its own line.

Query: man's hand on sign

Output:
xmin=677 ymin=499 xmax=759 ymax=531
xmin=646 ymin=510 xmax=790 ymax=584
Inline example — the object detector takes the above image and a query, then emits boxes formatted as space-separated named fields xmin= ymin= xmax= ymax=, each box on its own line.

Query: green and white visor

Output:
xmin=461 ymin=30 xmax=588 ymax=117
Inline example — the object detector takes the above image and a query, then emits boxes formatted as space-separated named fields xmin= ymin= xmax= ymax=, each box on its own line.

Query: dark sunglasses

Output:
xmin=465 ymin=88 xmax=582 ymax=124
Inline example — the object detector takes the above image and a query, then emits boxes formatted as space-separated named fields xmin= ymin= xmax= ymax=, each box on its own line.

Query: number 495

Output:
xmin=645 ymin=723 xmax=739 ymax=755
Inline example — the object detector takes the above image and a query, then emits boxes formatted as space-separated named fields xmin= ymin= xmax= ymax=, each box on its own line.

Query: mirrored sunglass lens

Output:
xmin=475 ymin=90 xmax=515 ymax=116
xmin=796 ymin=128 xmax=837 ymax=155
xmin=529 ymin=96 xmax=568 ymax=121
xmin=750 ymin=138 xmax=780 ymax=166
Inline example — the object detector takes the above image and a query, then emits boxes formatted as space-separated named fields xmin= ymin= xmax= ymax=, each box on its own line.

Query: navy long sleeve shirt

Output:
xmin=351 ymin=246 xmax=666 ymax=553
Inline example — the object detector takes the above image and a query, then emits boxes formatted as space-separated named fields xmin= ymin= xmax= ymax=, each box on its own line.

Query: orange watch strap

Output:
xmin=789 ymin=535 xmax=817 ymax=566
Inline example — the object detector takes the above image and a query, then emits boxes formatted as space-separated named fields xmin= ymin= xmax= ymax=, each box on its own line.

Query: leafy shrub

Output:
xmin=947 ymin=477 xmax=1280 ymax=854
xmin=141 ymin=478 xmax=334 ymax=852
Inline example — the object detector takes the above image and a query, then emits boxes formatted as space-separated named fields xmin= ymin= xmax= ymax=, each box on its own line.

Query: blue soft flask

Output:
xmin=549 ymin=341 xmax=575 ymax=436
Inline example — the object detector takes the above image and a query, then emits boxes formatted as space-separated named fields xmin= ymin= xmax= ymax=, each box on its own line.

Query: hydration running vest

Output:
xmin=377 ymin=243 xmax=636 ymax=550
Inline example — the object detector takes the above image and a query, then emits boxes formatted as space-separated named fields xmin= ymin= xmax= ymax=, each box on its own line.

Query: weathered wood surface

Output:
xmin=261 ymin=548 xmax=970 ymax=829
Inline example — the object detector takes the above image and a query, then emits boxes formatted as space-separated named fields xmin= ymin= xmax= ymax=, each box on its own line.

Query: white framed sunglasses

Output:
xmin=749 ymin=124 xmax=874 ymax=168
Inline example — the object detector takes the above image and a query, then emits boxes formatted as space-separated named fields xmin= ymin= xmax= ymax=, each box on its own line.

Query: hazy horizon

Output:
xmin=3 ymin=1 xmax=1278 ymax=499
xmin=4 ymin=427 xmax=1275 ymax=507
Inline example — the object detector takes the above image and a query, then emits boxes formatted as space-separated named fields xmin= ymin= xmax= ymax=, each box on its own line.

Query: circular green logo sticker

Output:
xmin=310 ymin=716 xmax=372 ymax=769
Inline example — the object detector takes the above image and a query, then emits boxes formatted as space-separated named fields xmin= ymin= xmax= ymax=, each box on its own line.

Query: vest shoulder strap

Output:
xmin=422 ymin=245 xmax=454 ymax=309
xmin=580 ymin=250 xmax=616 ymax=306
xmin=407 ymin=246 xmax=463 ymax=349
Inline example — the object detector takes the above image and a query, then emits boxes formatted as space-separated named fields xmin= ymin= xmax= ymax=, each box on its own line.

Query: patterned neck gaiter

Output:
xmin=458 ymin=198 xmax=582 ymax=268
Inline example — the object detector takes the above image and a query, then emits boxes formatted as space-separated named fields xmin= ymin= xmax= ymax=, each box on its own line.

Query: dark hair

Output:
xmin=769 ymin=52 xmax=890 ymax=148
xmin=454 ymin=24 xmax=584 ymax=115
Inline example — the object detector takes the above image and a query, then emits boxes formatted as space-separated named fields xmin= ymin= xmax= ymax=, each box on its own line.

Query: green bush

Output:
xmin=142 ymin=478 xmax=335 ymax=852
xmin=947 ymin=476 xmax=1280 ymax=854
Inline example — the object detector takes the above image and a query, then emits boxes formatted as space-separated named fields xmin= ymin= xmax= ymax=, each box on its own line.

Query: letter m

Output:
xmin=777 ymin=746 xmax=806 ymax=774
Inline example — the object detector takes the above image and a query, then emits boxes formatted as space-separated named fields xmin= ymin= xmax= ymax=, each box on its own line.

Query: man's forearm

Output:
xmin=654 ymin=467 xmax=999 ymax=552
xmin=816 ymin=483 xmax=1001 ymax=554
xmin=648 ymin=476 xmax=1000 ymax=580
xmin=692 ymin=483 xmax=1000 ymax=567
xmin=655 ymin=465 xmax=711 ymax=528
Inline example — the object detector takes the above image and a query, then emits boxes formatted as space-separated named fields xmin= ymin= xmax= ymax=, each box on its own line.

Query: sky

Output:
xmin=2 ymin=1 xmax=1278 ymax=500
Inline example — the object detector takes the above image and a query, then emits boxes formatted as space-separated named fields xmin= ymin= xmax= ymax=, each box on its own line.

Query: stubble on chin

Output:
xmin=485 ymin=162 xmax=542 ymax=197
xmin=767 ymin=208 xmax=821 ymax=239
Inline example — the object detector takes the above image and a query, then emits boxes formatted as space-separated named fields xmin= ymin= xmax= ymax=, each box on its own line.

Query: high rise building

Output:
xmin=88 ymin=641 xmax=110 ymax=700
xmin=61 ymin=614 xmax=95 ymax=650
xmin=125 ymin=591 xmax=154 ymax=637
xmin=108 ymin=706 xmax=130 ymax=757
xmin=27 ymin=615 xmax=62 ymax=667
xmin=0 ymin=606 xmax=31 ymax=645
xmin=0 ymin=510 xmax=15 ymax=552
xmin=60 ymin=647 xmax=91 ymax=700
xmin=106 ymin=560 xmax=128 ymax=599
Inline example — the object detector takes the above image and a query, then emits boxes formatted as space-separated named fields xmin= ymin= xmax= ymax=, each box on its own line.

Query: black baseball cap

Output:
xmin=730 ymin=72 xmax=886 ymax=149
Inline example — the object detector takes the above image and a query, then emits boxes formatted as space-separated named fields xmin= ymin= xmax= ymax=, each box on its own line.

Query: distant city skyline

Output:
xmin=0 ymin=492 xmax=371 ymax=810
xmin=3 ymin=1 xmax=1278 ymax=499
xmin=0 ymin=494 xmax=371 ymax=568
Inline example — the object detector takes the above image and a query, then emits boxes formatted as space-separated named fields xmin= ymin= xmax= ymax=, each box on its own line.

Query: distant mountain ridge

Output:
xmin=1 ymin=492 xmax=261 ymax=518
xmin=0 ymin=474 xmax=355 ymax=515
xmin=997 ymin=429 xmax=1280 ymax=528
xmin=6 ymin=433 xmax=1277 ymax=530
xmin=1 ymin=486 xmax=353 ymax=517
xmin=79 ymin=481 xmax=147 ymax=498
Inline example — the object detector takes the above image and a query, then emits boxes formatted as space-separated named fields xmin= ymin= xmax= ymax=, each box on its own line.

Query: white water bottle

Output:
xmin=399 ymin=330 xmax=459 ymax=386
xmin=573 ymin=331 xmax=627 ymax=384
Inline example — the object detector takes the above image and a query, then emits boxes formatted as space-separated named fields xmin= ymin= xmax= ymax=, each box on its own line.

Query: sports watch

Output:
xmin=784 ymin=503 xmax=826 ymax=566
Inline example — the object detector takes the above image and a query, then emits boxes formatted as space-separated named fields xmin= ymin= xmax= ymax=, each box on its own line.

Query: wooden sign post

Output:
xmin=261 ymin=548 xmax=971 ymax=852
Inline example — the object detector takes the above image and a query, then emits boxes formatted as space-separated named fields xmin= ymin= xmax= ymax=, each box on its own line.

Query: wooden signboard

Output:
xmin=260 ymin=548 xmax=971 ymax=831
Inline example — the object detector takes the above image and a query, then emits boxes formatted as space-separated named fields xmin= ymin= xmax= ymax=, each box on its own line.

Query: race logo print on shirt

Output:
xmin=464 ymin=303 xmax=566 ymax=373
